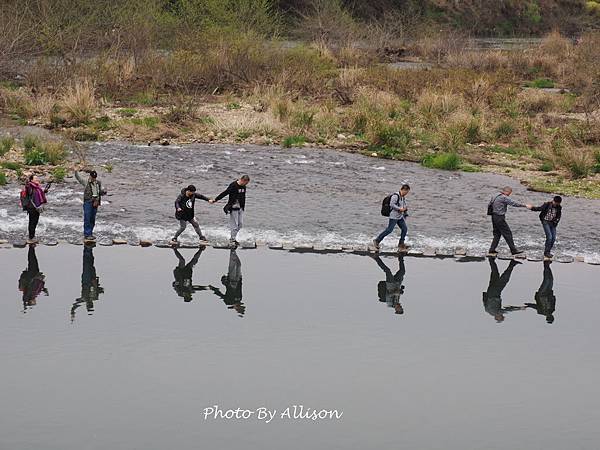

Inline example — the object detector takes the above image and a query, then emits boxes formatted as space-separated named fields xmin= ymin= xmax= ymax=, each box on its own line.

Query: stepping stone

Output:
xmin=556 ymin=256 xmax=574 ymax=264
xmin=139 ymin=240 xmax=153 ymax=248
xmin=13 ymin=240 xmax=27 ymax=248
xmin=498 ymin=254 xmax=513 ymax=260
xmin=128 ymin=239 xmax=141 ymax=246
xmin=70 ymin=240 xmax=83 ymax=246
xmin=514 ymin=253 xmax=527 ymax=260
xmin=179 ymin=242 xmax=202 ymax=249
xmin=98 ymin=240 xmax=113 ymax=246
xmin=342 ymin=245 xmax=355 ymax=251
xmin=575 ymin=256 xmax=585 ymax=263
xmin=213 ymin=243 xmax=233 ymax=249
xmin=0 ymin=239 xmax=8 ymax=244
xmin=112 ymin=239 xmax=127 ymax=245
xmin=268 ymin=243 xmax=284 ymax=250
xmin=43 ymin=240 xmax=59 ymax=246
xmin=423 ymin=248 xmax=437 ymax=257
xmin=435 ymin=249 xmax=454 ymax=257
xmin=408 ymin=249 xmax=424 ymax=256
xmin=241 ymin=241 xmax=257 ymax=249
xmin=527 ymin=255 xmax=544 ymax=262
xmin=454 ymin=247 xmax=467 ymax=256
xmin=325 ymin=246 xmax=343 ymax=253
xmin=586 ymin=259 xmax=600 ymax=265
xmin=291 ymin=245 xmax=314 ymax=253
xmin=155 ymin=241 xmax=173 ymax=248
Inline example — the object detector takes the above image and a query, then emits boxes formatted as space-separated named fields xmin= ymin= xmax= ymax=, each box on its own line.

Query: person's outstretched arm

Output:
xmin=530 ymin=202 xmax=546 ymax=212
xmin=74 ymin=171 xmax=86 ymax=187
xmin=213 ymin=184 xmax=233 ymax=203
xmin=195 ymin=193 xmax=210 ymax=202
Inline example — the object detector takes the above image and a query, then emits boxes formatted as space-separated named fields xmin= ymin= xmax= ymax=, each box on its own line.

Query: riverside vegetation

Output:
xmin=0 ymin=1 xmax=599 ymax=197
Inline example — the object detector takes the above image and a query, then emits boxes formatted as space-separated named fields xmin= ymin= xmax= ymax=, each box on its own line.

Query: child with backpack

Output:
xmin=20 ymin=174 xmax=50 ymax=244
xmin=372 ymin=183 xmax=411 ymax=252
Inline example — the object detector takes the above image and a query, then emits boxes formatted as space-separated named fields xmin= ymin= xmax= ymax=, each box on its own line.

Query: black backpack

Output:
xmin=381 ymin=193 xmax=398 ymax=217
xmin=487 ymin=194 xmax=501 ymax=216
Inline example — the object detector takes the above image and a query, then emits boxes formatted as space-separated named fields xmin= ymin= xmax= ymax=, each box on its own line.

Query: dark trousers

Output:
xmin=27 ymin=208 xmax=40 ymax=239
xmin=542 ymin=220 xmax=557 ymax=255
xmin=489 ymin=214 xmax=517 ymax=253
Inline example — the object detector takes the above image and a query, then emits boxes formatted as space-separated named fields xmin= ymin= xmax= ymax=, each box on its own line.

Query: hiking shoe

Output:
xmin=170 ymin=239 xmax=179 ymax=246
xmin=512 ymin=249 xmax=525 ymax=256
xmin=398 ymin=243 xmax=410 ymax=252
xmin=229 ymin=239 xmax=239 ymax=248
xmin=372 ymin=239 xmax=380 ymax=251
xmin=84 ymin=236 xmax=94 ymax=241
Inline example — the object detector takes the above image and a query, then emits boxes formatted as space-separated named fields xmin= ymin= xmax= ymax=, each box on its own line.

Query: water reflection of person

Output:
xmin=210 ymin=250 xmax=245 ymax=317
xmin=71 ymin=245 xmax=104 ymax=322
xmin=18 ymin=246 xmax=48 ymax=312
xmin=371 ymin=254 xmax=405 ymax=315
xmin=525 ymin=261 xmax=557 ymax=324
xmin=483 ymin=258 xmax=526 ymax=323
xmin=172 ymin=248 xmax=209 ymax=302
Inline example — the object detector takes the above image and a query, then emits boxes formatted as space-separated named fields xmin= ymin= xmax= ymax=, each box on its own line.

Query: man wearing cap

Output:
xmin=75 ymin=169 xmax=107 ymax=241
xmin=487 ymin=186 xmax=532 ymax=257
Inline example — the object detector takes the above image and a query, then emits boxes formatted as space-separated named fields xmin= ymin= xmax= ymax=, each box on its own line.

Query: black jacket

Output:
xmin=175 ymin=189 xmax=209 ymax=221
xmin=532 ymin=202 xmax=561 ymax=226
xmin=215 ymin=181 xmax=246 ymax=211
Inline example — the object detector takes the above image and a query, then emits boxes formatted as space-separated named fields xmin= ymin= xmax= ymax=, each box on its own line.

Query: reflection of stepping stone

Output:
xmin=291 ymin=244 xmax=313 ymax=252
xmin=498 ymin=254 xmax=513 ymax=260
xmin=556 ymin=256 xmax=574 ymax=264
xmin=268 ymin=243 xmax=284 ymax=250
xmin=13 ymin=240 xmax=27 ymax=248
xmin=527 ymin=255 xmax=544 ymax=262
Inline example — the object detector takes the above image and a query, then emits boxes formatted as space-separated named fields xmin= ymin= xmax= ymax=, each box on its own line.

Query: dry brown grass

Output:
xmin=61 ymin=79 xmax=97 ymax=125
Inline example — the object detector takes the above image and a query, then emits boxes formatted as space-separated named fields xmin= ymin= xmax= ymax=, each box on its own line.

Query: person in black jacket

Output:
xmin=171 ymin=185 xmax=210 ymax=246
xmin=530 ymin=196 xmax=562 ymax=259
xmin=210 ymin=175 xmax=250 ymax=247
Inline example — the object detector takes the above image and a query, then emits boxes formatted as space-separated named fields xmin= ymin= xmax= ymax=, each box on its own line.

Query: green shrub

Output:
xmin=422 ymin=152 xmax=462 ymax=170
xmin=117 ymin=108 xmax=138 ymax=117
xmin=282 ymin=135 xmax=307 ymax=148
xmin=1 ymin=161 xmax=22 ymax=171
xmin=0 ymin=172 xmax=6 ymax=186
xmin=131 ymin=90 xmax=158 ymax=106
xmin=494 ymin=121 xmax=516 ymax=139
xmin=526 ymin=78 xmax=555 ymax=89
xmin=226 ymin=102 xmax=241 ymax=110
xmin=290 ymin=109 xmax=315 ymax=131
xmin=24 ymin=148 xmax=47 ymax=165
xmin=369 ymin=124 xmax=411 ymax=155
xmin=540 ymin=161 xmax=554 ymax=172
xmin=90 ymin=116 xmax=114 ymax=131
xmin=131 ymin=116 xmax=160 ymax=129
xmin=595 ymin=151 xmax=600 ymax=173
xmin=52 ymin=166 xmax=67 ymax=182
xmin=0 ymin=136 xmax=15 ymax=156
xmin=460 ymin=163 xmax=482 ymax=173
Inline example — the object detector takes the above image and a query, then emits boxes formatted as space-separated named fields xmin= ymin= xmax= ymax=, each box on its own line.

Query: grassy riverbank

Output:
xmin=0 ymin=2 xmax=599 ymax=197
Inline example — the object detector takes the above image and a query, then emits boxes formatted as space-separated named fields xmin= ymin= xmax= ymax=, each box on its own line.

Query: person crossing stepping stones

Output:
xmin=372 ymin=182 xmax=411 ymax=253
xmin=171 ymin=185 xmax=210 ymax=247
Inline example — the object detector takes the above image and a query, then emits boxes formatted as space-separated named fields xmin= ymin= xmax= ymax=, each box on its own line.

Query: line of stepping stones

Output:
xmin=0 ymin=238 xmax=598 ymax=266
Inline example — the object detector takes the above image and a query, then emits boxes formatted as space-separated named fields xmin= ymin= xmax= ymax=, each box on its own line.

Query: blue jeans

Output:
xmin=375 ymin=218 xmax=408 ymax=244
xmin=83 ymin=200 xmax=97 ymax=237
xmin=542 ymin=220 xmax=557 ymax=255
